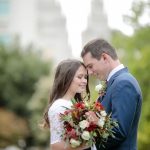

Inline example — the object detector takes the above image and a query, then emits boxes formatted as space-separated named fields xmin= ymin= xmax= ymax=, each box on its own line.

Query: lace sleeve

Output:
xmin=49 ymin=106 xmax=65 ymax=144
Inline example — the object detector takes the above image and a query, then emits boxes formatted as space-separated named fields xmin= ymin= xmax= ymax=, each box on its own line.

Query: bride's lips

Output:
xmin=80 ymin=85 xmax=86 ymax=88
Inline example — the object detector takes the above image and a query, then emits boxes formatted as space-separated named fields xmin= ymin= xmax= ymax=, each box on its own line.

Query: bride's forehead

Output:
xmin=74 ymin=66 xmax=87 ymax=75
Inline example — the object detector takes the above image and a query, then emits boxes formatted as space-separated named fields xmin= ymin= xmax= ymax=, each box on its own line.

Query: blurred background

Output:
xmin=0 ymin=0 xmax=149 ymax=149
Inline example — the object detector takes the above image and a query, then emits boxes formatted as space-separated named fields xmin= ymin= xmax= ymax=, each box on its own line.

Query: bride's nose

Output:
xmin=82 ymin=78 xmax=87 ymax=84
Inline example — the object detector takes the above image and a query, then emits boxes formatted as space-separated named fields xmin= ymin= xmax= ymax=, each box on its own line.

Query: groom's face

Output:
xmin=83 ymin=52 xmax=108 ymax=80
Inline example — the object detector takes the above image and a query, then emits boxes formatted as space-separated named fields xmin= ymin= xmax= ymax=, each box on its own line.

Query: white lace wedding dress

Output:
xmin=48 ymin=98 xmax=96 ymax=150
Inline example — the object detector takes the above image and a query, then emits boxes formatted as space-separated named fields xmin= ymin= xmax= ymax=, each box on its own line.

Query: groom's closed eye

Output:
xmin=87 ymin=64 xmax=93 ymax=69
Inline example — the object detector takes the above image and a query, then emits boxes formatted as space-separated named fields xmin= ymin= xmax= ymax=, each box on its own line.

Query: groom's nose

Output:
xmin=88 ymin=69 xmax=93 ymax=75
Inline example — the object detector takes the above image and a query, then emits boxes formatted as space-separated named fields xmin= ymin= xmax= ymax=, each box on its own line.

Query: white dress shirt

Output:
xmin=107 ymin=64 xmax=125 ymax=81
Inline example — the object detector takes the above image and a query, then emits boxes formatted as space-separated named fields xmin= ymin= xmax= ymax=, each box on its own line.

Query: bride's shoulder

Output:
xmin=52 ymin=98 xmax=71 ymax=106
xmin=48 ymin=99 xmax=72 ymax=114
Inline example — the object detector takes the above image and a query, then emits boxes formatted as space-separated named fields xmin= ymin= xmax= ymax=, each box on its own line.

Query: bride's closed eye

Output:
xmin=77 ymin=75 xmax=83 ymax=79
xmin=77 ymin=74 xmax=87 ymax=79
xmin=87 ymin=64 xmax=93 ymax=69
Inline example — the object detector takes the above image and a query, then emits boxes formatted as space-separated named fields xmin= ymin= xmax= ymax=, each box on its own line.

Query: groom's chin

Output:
xmin=96 ymin=75 xmax=101 ymax=80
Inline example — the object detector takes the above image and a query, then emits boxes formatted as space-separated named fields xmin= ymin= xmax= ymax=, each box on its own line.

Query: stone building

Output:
xmin=0 ymin=0 xmax=72 ymax=65
xmin=82 ymin=0 xmax=110 ymax=46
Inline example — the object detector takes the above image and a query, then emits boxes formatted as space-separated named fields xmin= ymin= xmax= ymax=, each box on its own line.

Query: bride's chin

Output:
xmin=77 ymin=89 xmax=86 ymax=94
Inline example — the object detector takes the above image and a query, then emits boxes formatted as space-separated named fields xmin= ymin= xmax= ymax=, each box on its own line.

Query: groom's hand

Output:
xmin=86 ymin=111 xmax=99 ymax=125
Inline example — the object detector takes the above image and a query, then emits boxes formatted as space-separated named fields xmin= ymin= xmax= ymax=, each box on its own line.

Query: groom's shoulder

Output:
xmin=114 ymin=71 xmax=137 ymax=86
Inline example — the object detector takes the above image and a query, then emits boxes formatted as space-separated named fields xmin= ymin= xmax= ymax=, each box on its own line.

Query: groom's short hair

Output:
xmin=81 ymin=38 xmax=118 ymax=60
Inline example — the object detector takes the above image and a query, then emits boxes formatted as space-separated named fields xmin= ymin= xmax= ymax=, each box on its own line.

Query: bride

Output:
xmin=43 ymin=59 xmax=96 ymax=150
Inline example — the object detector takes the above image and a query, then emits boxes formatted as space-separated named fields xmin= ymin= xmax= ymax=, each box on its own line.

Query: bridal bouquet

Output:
xmin=60 ymin=99 xmax=118 ymax=148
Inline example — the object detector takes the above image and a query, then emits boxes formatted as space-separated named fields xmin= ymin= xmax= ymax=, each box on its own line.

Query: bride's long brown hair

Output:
xmin=43 ymin=59 xmax=90 ymax=128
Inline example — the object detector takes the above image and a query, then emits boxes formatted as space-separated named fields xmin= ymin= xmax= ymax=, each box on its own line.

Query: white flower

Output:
xmin=81 ymin=131 xmax=90 ymax=140
xmin=98 ymin=118 xmax=105 ymax=128
xmin=100 ymin=110 xmax=107 ymax=117
xmin=79 ymin=120 xmax=89 ymax=129
xmin=95 ymin=84 xmax=103 ymax=92
xmin=70 ymin=139 xmax=81 ymax=148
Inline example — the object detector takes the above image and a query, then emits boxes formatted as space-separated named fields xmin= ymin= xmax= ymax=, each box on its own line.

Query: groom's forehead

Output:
xmin=83 ymin=60 xmax=95 ymax=68
xmin=83 ymin=52 xmax=93 ymax=62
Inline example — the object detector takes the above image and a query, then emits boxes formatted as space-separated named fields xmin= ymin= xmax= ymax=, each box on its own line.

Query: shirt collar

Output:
xmin=107 ymin=64 xmax=124 ymax=81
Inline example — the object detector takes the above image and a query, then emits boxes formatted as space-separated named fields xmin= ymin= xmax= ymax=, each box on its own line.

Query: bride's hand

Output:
xmin=78 ymin=142 xmax=90 ymax=150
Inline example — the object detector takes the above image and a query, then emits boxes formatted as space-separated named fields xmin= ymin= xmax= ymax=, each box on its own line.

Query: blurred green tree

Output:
xmin=111 ymin=0 xmax=150 ymax=149
xmin=27 ymin=76 xmax=52 ymax=147
xmin=0 ymin=43 xmax=50 ymax=117
xmin=0 ymin=42 xmax=51 ymax=148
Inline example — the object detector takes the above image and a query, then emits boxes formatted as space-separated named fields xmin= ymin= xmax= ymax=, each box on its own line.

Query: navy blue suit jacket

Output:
xmin=95 ymin=68 xmax=142 ymax=150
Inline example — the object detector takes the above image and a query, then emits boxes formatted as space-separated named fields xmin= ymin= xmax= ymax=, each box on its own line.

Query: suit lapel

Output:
xmin=98 ymin=67 xmax=128 ymax=102
xmin=107 ymin=67 xmax=128 ymax=88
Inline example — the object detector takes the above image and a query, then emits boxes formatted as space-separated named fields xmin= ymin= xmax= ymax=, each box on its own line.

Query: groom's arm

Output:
xmin=98 ymin=80 xmax=141 ymax=149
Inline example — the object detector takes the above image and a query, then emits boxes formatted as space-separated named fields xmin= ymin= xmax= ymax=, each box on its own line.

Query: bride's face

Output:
xmin=69 ymin=65 xmax=87 ymax=94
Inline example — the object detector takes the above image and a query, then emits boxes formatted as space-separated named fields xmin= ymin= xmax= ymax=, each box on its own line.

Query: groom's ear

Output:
xmin=101 ymin=53 xmax=110 ymax=63
xmin=101 ymin=53 xmax=107 ymax=60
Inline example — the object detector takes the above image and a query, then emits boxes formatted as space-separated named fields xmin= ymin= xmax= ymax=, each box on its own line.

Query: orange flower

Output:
xmin=94 ymin=101 xmax=104 ymax=111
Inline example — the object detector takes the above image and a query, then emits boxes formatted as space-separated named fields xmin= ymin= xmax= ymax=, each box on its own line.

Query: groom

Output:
xmin=81 ymin=38 xmax=142 ymax=150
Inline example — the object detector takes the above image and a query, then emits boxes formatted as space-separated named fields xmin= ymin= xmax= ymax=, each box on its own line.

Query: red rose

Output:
xmin=87 ymin=123 xmax=97 ymax=132
xmin=65 ymin=123 xmax=73 ymax=132
xmin=68 ymin=129 xmax=77 ymax=138
xmin=74 ymin=102 xmax=85 ymax=109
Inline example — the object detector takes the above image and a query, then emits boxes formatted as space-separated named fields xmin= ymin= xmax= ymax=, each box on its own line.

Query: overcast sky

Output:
xmin=57 ymin=0 xmax=134 ymax=57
